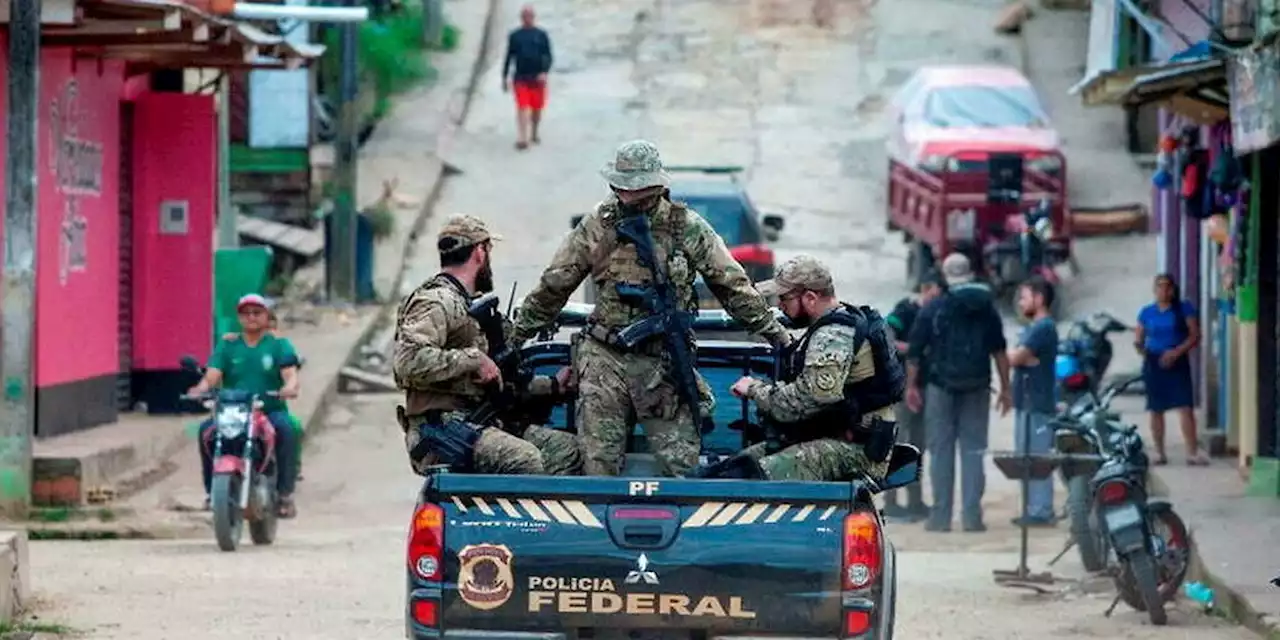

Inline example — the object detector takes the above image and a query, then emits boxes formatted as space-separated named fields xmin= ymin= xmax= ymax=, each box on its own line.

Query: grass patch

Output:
xmin=0 ymin=619 xmax=75 ymax=636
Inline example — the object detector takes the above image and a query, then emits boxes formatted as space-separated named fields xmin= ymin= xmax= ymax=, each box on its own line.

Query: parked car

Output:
xmin=884 ymin=65 xmax=1072 ymax=293
xmin=572 ymin=166 xmax=785 ymax=309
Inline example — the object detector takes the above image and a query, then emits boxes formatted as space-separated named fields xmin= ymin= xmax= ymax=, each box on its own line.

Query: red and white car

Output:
xmin=887 ymin=65 xmax=1063 ymax=175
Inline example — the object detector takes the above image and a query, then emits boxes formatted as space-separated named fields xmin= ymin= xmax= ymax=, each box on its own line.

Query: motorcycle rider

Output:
xmin=696 ymin=255 xmax=905 ymax=482
xmin=223 ymin=307 xmax=307 ymax=482
xmin=393 ymin=214 xmax=582 ymax=476
xmin=188 ymin=293 xmax=301 ymax=518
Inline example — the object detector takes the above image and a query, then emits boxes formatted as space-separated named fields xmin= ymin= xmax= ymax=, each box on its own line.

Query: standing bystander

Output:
xmin=882 ymin=269 xmax=945 ymax=521
xmin=1008 ymin=277 xmax=1059 ymax=527
xmin=1134 ymin=273 xmax=1205 ymax=465
xmin=906 ymin=253 xmax=1011 ymax=532
xmin=501 ymin=5 xmax=553 ymax=150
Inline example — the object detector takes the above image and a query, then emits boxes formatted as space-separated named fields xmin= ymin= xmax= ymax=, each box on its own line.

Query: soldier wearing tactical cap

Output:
xmin=392 ymin=214 xmax=583 ymax=476
xmin=508 ymin=140 xmax=790 ymax=477
xmin=691 ymin=255 xmax=906 ymax=482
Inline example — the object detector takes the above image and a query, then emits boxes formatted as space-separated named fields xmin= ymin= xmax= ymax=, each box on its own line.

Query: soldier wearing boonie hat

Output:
xmin=392 ymin=213 xmax=583 ymax=478
xmin=506 ymin=140 xmax=791 ymax=478
xmin=688 ymin=254 xmax=907 ymax=483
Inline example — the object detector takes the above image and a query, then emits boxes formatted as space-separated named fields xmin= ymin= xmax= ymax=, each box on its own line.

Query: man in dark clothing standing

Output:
xmin=882 ymin=270 xmax=945 ymax=521
xmin=1009 ymin=277 xmax=1059 ymax=527
xmin=502 ymin=5 xmax=553 ymax=150
xmin=906 ymin=253 xmax=1011 ymax=533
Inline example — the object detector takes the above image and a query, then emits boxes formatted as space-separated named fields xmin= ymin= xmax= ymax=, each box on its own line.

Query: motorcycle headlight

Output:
xmin=215 ymin=406 xmax=249 ymax=439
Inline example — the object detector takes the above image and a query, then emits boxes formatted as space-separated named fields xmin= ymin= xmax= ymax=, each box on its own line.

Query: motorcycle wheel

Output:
xmin=211 ymin=474 xmax=244 ymax=552
xmin=249 ymin=473 xmax=278 ymax=546
xmin=1116 ymin=551 xmax=1168 ymax=625
xmin=1150 ymin=508 xmax=1191 ymax=603
xmin=1066 ymin=474 xmax=1106 ymax=572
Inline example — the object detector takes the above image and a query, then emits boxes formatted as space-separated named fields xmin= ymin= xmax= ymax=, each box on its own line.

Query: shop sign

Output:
xmin=1229 ymin=43 xmax=1280 ymax=155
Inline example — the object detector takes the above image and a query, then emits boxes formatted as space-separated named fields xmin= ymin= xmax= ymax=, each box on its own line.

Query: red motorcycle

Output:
xmin=181 ymin=357 xmax=281 ymax=552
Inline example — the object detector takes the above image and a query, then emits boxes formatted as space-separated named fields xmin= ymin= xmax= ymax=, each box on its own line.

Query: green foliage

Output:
xmin=441 ymin=23 xmax=460 ymax=51
xmin=361 ymin=202 xmax=396 ymax=240
xmin=321 ymin=4 xmax=438 ymax=121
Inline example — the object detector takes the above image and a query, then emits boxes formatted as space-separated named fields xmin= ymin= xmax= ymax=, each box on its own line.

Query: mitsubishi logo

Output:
xmin=624 ymin=553 xmax=659 ymax=585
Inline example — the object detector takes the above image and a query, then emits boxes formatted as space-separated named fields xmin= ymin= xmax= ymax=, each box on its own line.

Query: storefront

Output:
xmin=0 ymin=0 xmax=318 ymax=438
xmin=1227 ymin=39 xmax=1280 ymax=492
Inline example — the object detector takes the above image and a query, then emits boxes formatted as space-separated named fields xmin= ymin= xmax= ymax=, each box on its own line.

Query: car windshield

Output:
xmin=680 ymin=196 xmax=746 ymax=246
xmin=920 ymin=85 xmax=1048 ymax=128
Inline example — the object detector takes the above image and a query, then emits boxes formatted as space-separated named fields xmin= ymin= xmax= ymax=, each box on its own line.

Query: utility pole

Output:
xmin=422 ymin=0 xmax=444 ymax=48
xmin=327 ymin=0 xmax=359 ymax=303
xmin=1 ymin=0 xmax=41 ymax=515
xmin=216 ymin=74 xmax=237 ymax=249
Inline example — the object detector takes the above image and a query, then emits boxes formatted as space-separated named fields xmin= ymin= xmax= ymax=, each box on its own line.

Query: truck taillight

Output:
xmin=842 ymin=511 xmax=882 ymax=590
xmin=1097 ymin=481 xmax=1129 ymax=506
xmin=408 ymin=503 xmax=444 ymax=581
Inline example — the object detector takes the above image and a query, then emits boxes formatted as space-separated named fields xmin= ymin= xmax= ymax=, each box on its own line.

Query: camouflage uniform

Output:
xmin=392 ymin=215 xmax=583 ymax=476
xmin=509 ymin=140 xmax=790 ymax=477
xmin=741 ymin=256 xmax=896 ymax=482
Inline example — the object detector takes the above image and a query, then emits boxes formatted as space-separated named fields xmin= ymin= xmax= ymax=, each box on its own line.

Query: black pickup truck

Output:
xmin=405 ymin=305 xmax=919 ymax=640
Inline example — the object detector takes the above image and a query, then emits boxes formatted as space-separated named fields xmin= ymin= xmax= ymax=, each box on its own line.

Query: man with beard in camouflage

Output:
xmin=393 ymin=214 xmax=582 ymax=476
xmin=507 ymin=140 xmax=791 ymax=477
xmin=711 ymin=255 xmax=904 ymax=482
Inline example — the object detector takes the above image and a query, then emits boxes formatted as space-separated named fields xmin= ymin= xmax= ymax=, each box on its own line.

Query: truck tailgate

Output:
xmin=420 ymin=474 xmax=860 ymax=635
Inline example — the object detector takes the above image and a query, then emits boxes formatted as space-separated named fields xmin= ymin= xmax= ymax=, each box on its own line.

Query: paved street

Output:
xmin=23 ymin=0 xmax=1249 ymax=638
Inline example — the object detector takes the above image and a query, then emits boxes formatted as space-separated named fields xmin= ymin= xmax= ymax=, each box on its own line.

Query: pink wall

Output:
xmin=130 ymin=92 xmax=216 ymax=370
xmin=36 ymin=50 xmax=125 ymax=387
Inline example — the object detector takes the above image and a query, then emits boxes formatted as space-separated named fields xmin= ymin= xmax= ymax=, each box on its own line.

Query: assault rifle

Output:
xmin=466 ymin=286 xmax=558 ymax=433
xmin=613 ymin=214 xmax=706 ymax=434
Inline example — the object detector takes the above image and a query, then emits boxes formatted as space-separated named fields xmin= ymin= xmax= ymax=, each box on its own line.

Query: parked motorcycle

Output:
xmin=1055 ymin=311 xmax=1130 ymax=406
xmin=180 ymin=357 xmax=281 ymax=552
xmin=1052 ymin=377 xmax=1189 ymax=625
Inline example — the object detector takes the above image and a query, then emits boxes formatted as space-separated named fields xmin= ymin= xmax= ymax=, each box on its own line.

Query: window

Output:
xmin=682 ymin=196 xmax=749 ymax=246
xmin=922 ymin=85 xmax=1049 ymax=128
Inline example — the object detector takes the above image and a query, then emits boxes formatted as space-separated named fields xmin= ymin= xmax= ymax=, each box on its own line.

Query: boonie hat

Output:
xmin=600 ymin=140 xmax=671 ymax=192
xmin=755 ymin=255 xmax=834 ymax=297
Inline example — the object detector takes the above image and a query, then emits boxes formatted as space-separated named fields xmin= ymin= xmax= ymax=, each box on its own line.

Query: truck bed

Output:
xmin=408 ymin=470 xmax=887 ymax=639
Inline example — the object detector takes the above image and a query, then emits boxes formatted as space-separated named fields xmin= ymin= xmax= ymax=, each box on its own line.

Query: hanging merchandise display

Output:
xmin=1153 ymin=134 xmax=1177 ymax=189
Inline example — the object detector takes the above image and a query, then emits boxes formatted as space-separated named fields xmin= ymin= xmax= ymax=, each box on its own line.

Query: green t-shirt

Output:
xmin=208 ymin=334 xmax=298 ymax=414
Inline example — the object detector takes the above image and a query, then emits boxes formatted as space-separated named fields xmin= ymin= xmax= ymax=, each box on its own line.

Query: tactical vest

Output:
xmin=585 ymin=198 xmax=699 ymax=330
xmin=777 ymin=304 xmax=907 ymax=441
xmin=394 ymin=273 xmax=489 ymax=415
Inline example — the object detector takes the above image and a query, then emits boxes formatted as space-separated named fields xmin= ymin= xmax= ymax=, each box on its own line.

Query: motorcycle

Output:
xmin=1052 ymin=377 xmax=1189 ymax=625
xmin=180 ymin=357 xmax=281 ymax=552
xmin=986 ymin=198 xmax=1070 ymax=305
xmin=1055 ymin=311 xmax=1130 ymax=405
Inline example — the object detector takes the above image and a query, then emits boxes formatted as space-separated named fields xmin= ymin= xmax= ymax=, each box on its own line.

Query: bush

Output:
xmin=321 ymin=4 xmax=436 ymax=119
xmin=441 ymin=23 xmax=460 ymax=51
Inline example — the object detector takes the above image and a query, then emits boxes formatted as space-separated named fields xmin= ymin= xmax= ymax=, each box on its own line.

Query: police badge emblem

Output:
xmin=457 ymin=544 xmax=514 ymax=610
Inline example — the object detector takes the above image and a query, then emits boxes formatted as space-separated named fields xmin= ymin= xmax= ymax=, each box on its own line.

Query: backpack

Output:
xmin=929 ymin=292 xmax=992 ymax=392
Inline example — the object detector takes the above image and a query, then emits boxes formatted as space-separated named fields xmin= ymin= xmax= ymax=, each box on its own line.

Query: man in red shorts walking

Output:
xmin=502 ymin=5 xmax=553 ymax=150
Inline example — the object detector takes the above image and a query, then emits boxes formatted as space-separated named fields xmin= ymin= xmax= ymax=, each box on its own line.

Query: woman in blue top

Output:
xmin=1134 ymin=273 xmax=1206 ymax=466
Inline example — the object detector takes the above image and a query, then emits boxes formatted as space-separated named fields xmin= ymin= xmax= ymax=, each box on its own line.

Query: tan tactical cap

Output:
xmin=437 ymin=214 xmax=503 ymax=249
xmin=756 ymin=254 xmax=833 ymax=297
